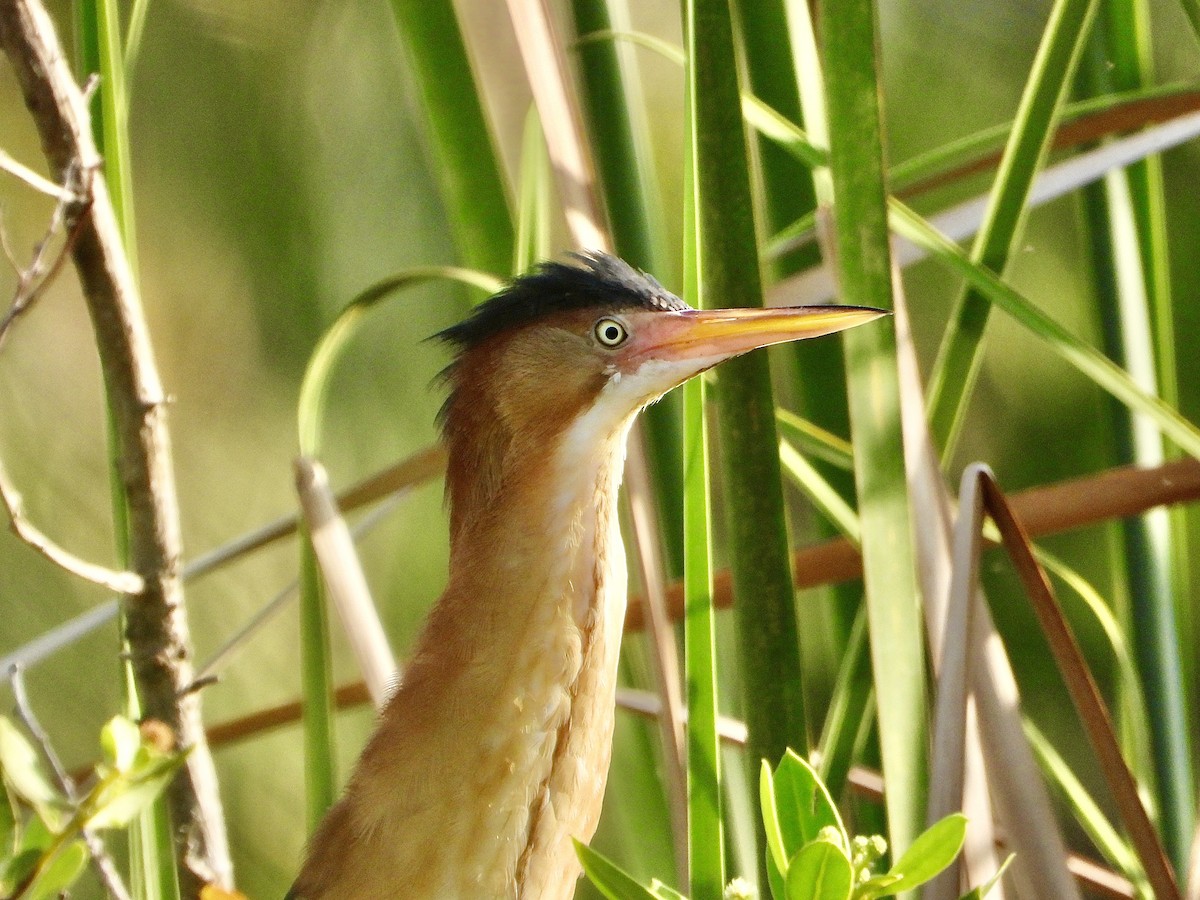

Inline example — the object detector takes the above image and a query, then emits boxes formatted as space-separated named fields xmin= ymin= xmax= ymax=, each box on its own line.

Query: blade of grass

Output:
xmin=688 ymin=0 xmax=816 ymax=888
xmin=891 ymin=83 xmax=1200 ymax=197
xmin=1088 ymin=0 xmax=1195 ymax=874
xmin=778 ymin=440 xmax=859 ymax=544
xmin=570 ymin=7 xmax=689 ymax=880
xmin=820 ymin=0 xmax=929 ymax=863
xmin=571 ymin=0 xmax=687 ymax=581
xmin=1036 ymin=548 xmax=1153 ymax=772
xmin=775 ymin=410 xmax=853 ymax=471
xmin=891 ymin=273 xmax=1008 ymax=897
xmin=769 ymin=106 xmax=1200 ymax=273
xmin=387 ymin=0 xmax=513 ymax=279
xmin=295 ymin=458 xmax=397 ymax=707
xmin=888 ymin=199 xmax=1200 ymax=459
xmin=814 ymin=606 xmax=870 ymax=801
xmin=570 ymin=0 xmax=667 ymax=276
xmin=681 ymin=373 xmax=723 ymax=897
xmin=925 ymin=0 xmax=1099 ymax=457
xmin=514 ymin=104 xmax=554 ymax=275
xmin=730 ymin=0 xmax=819 ymax=281
xmin=1026 ymin=721 xmax=1150 ymax=894
xmin=681 ymin=76 xmax=723 ymax=894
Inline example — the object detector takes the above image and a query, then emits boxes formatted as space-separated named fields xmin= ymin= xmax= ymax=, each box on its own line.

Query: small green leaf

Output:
xmin=23 ymin=839 xmax=88 ymax=899
xmin=858 ymin=813 xmax=967 ymax=897
xmin=773 ymin=750 xmax=848 ymax=856
xmin=0 ymin=719 xmax=64 ymax=813
xmin=575 ymin=839 xmax=683 ymax=900
xmin=785 ymin=839 xmax=853 ymax=900
xmin=86 ymin=753 xmax=186 ymax=830
xmin=100 ymin=716 xmax=141 ymax=773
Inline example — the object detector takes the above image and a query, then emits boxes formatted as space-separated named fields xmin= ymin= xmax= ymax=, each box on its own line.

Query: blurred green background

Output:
xmin=1 ymin=0 xmax=1198 ymax=896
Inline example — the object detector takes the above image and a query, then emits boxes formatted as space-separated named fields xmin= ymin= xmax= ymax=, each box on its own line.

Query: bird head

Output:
xmin=434 ymin=252 xmax=884 ymax=531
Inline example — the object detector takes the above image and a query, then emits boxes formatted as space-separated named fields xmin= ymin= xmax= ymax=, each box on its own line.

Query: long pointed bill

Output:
xmin=635 ymin=305 xmax=887 ymax=366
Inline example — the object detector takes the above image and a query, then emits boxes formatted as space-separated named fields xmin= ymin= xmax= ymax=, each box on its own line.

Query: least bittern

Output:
xmin=288 ymin=253 xmax=882 ymax=898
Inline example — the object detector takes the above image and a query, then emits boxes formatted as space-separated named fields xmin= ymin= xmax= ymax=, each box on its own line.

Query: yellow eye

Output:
xmin=594 ymin=317 xmax=628 ymax=348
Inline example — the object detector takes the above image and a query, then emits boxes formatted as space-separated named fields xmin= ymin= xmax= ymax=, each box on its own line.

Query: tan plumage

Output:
xmin=289 ymin=254 xmax=882 ymax=899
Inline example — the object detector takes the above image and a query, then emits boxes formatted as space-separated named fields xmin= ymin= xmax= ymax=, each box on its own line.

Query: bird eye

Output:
xmin=594 ymin=317 xmax=628 ymax=348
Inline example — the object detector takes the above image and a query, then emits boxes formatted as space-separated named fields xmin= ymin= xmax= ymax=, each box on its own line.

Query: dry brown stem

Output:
xmin=0 ymin=0 xmax=231 ymax=890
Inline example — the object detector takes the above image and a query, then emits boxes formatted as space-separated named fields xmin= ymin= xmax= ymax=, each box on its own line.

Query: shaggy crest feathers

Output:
xmin=436 ymin=251 xmax=689 ymax=352
xmin=433 ymin=252 xmax=688 ymax=438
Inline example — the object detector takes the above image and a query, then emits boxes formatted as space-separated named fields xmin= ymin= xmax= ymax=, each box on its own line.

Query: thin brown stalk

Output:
xmin=622 ymin=434 xmax=689 ymax=883
xmin=900 ymin=89 xmax=1200 ymax=198
xmin=923 ymin=468 xmax=987 ymax=900
xmin=0 ymin=0 xmax=231 ymax=888
xmin=624 ymin=456 xmax=1200 ymax=629
xmin=979 ymin=468 xmax=1181 ymax=900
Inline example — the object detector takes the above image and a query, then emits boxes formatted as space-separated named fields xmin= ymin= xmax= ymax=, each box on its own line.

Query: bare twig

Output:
xmin=0 ymin=144 xmax=78 ymax=199
xmin=0 ymin=457 xmax=144 ymax=592
xmin=0 ymin=159 xmax=88 ymax=348
xmin=0 ymin=0 xmax=231 ymax=889
xmin=8 ymin=664 xmax=132 ymax=900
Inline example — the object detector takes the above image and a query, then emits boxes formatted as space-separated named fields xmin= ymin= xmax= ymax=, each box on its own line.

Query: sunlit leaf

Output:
xmin=0 ymin=719 xmax=65 ymax=816
xmin=784 ymin=838 xmax=852 ymax=900
xmin=760 ymin=760 xmax=789 ymax=886
xmin=87 ymin=753 xmax=186 ymax=830
xmin=575 ymin=839 xmax=682 ymax=900
xmin=857 ymin=814 xmax=967 ymax=898
xmin=772 ymin=750 xmax=848 ymax=858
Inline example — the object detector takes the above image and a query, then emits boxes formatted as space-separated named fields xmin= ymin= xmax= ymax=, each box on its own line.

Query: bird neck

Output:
xmin=397 ymin=395 xmax=636 ymax=894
